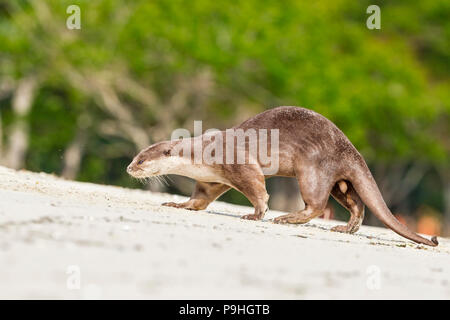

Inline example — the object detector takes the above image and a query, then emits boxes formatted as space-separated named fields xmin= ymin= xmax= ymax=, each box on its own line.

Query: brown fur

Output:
xmin=128 ymin=106 xmax=438 ymax=246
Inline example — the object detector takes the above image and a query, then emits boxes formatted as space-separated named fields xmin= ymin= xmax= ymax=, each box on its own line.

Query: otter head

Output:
xmin=127 ymin=141 xmax=174 ymax=178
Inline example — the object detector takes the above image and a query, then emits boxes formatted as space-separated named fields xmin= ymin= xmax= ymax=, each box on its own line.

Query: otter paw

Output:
xmin=162 ymin=202 xmax=203 ymax=211
xmin=162 ymin=202 xmax=184 ymax=208
xmin=273 ymin=217 xmax=297 ymax=224
xmin=184 ymin=206 xmax=200 ymax=211
xmin=241 ymin=214 xmax=262 ymax=221
xmin=331 ymin=225 xmax=352 ymax=233
xmin=273 ymin=216 xmax=286 ymax=224
xmin=273 ymin=214 xmax=310 ymax=224
xmin=331 ymin=222 xmax=361 ymax=233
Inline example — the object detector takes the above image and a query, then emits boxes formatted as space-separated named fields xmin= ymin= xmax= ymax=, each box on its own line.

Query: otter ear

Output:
xmin=163 ymin=149 xmax=171 ymax=156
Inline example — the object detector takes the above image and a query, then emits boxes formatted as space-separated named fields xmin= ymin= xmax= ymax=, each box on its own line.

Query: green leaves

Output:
xmin=0 ymin=0 xmax=448 ymax=194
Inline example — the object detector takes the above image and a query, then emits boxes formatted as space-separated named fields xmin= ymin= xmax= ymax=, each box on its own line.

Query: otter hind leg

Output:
xmin=162 ymin=182 xmax=230 ymax=211
xmin=330 ymin=181 xmax=365 ymax=234
xmin=273 ymin=167 xmax=332 ymax=224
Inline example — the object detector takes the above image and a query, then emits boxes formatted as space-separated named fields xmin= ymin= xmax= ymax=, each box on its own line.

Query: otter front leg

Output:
xmin=229 ymin=167 xmax=269 ymax=221
xmin=162 ymin=182 xmax=230 ymax=211
xmin=240 ymin=188 xmax=269 ymax=221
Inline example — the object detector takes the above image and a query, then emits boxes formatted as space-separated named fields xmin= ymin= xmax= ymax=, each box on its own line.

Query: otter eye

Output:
xmin=138 ymin=160 xmax=144 ymax=165
xmin=163 ymin=150 xmax=170 ymax=156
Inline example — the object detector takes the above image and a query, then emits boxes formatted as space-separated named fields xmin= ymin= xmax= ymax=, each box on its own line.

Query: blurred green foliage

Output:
xmin=0 ymin=0 xmax=449 ymax=223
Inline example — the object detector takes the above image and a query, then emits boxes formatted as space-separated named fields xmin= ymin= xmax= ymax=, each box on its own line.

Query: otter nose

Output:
xmin=127 ymin=164 xmax=133 ymax=173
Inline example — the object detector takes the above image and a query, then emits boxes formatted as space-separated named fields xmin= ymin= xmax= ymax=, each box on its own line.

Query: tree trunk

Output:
xmin=5 ymin=78 xmax=36 ymax=169
xmin=61 ymin=131 xmax=87 ymax=180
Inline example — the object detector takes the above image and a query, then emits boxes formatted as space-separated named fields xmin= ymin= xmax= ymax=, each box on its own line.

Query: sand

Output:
xmin=0 ymin=165 xmax=448 ymax=299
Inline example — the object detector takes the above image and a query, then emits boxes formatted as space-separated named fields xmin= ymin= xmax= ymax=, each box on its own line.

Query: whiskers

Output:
xmin=134 ymin=175 xmax=172 ymax=187
xmin=153 ymin=174 xmax=172 ymax=186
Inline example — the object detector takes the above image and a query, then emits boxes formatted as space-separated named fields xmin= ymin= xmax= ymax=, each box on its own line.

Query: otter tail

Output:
xmin=349 ymin=160 xmax=438 ymax=247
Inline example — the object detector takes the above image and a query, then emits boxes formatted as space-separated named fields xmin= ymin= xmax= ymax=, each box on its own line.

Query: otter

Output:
xmin=127 ymin=106 xmax=438 ymax=246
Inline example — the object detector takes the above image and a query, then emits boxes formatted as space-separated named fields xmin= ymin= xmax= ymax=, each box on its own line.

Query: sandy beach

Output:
xmin=0 ymin=166 xmax=448 ymax=299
